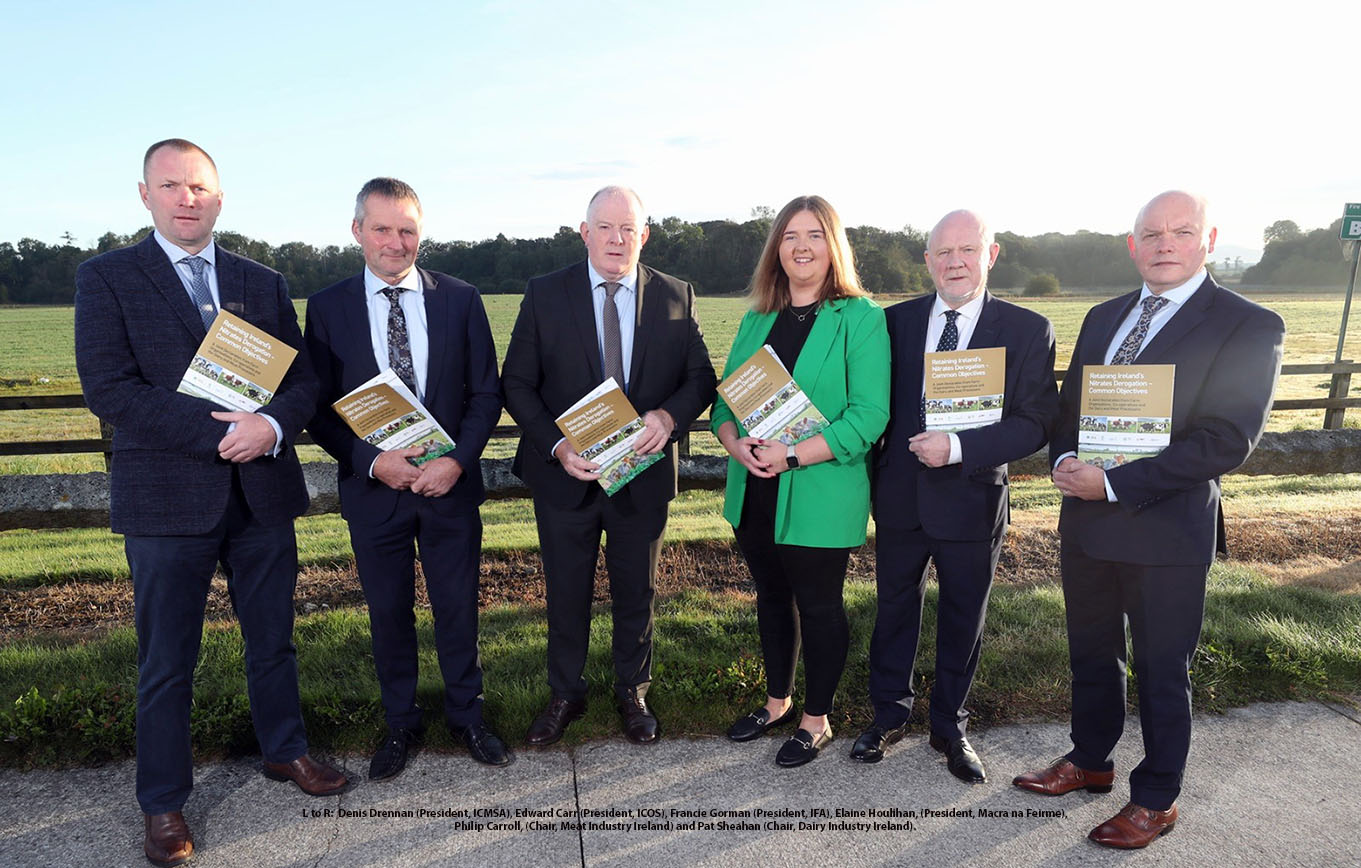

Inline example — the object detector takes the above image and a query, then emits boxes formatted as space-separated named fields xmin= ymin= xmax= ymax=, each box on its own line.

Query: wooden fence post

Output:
xmin=1325 ymin=360 xmax=1353 ymax=430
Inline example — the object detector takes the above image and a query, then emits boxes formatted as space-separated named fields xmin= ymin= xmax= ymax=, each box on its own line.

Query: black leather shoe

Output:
xmin=368 ymin=727 xmax=422 ymax=781
xmin=775 ymin=728 xmax=833 ymax=767
xmin=930 ymin=732 xmax=986 ymax=783
xmin=850 ymin=722 xmax=907 ymax=763
xmin=452 ymin=722 xmax=512 ymax=766
xmin=727 ymin=704 xmax=797 ymax=742
xmin=525 ymin=697 xmax=586 ymax=746
xmin=617 ymin=689 xmax=660 ymax=744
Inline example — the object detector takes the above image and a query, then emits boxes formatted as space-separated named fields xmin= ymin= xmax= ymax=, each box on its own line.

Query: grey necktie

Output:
xmin=1111 ymin=295 xmax=1169 ymax=365
xmin=380 ymin=286 xmax=419 ymax=396
xmin=181 ymin=256 xmax=217 ymax=331
xmin=601 ymin=281 xmax=625 ymax=390
xmin=920 ymin=310 xmax=962 ymax=428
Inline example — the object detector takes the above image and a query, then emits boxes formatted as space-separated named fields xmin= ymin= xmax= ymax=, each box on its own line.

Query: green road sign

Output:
xmin=1344 ymin=203 xmax=1361 ymax=241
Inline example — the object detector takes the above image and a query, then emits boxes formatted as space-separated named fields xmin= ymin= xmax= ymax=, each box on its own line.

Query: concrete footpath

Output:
xmin=2 ymin=700 xmax=1358 ymax=867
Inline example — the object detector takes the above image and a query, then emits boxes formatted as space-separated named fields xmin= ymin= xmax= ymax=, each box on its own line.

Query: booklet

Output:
xmin=924 ymin=347 xmax=1006 ymax=433
xmin=556 ymin=377 xmax=660 ymax=496
xmin=1077 ymin=364 xmax=1175 ymax=469
xmin=717 ymin=345 xmax=828 ymax=445
xmin=331 ymin=369 xmax=456 ymax=466
xmin=177 ymin=310 xmax=298 ymax=412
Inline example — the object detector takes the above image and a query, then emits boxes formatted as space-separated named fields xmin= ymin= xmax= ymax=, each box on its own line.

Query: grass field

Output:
xmin=2 ymin=289 xmax=1360 ymax=473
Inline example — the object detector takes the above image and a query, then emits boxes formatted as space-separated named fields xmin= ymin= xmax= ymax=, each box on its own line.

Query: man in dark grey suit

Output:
xmin=75 ymin=139 xmax=346 ymax=868
xmin=1014 ymin=191 xmax=1284 ymax=849
xmin=502 ymin=186 xmax=716 ymax=746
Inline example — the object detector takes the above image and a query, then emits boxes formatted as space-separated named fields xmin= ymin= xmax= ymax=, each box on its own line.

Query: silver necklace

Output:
xmin=790 ymin=302 xmax=820 ymax=322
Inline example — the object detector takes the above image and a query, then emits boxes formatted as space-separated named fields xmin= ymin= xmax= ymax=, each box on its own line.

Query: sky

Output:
xmin=3 ymin=0 xmax=1356 ymax=266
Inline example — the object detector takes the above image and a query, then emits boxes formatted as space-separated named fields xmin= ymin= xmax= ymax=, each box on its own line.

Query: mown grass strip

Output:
xmin=3 ymin=568 xmax=1357 ymax=768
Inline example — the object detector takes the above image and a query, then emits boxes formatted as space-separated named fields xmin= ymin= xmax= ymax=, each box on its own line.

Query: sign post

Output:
xmin=1334 ymin=204 xmax=1361 ymax=365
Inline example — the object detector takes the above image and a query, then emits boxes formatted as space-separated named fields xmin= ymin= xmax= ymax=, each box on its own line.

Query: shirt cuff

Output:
xmin=258 ymin=414 xmax=284 ymax=457
xmin=551 ymin=436 xmax=567 ymax=462
xmin=947 ymin=432 xmax=962 ymax=465
xmin=1103 ymin=473 xmax=1117 ymax=502
xmin=1053 ymin=450 xmax=1076 ymax=470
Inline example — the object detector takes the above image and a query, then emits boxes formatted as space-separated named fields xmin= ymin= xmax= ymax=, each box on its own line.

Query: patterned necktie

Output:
xmin=380 ymin=286 xmax=419 ymax=396
xmin=181 ymin=256 xmax=217 ymax=330
xmin=1111 ymin=295 xmax=1169 ymax=365
xmin=921 ymin=310 xmax=962 ymax=428
xmin=601 ymin=281 xmax=625 ymax=390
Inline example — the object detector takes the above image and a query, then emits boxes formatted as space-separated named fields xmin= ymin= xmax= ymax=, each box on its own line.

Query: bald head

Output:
xmin=1128 ymin=190 xmax=1217 ymax=294
xmin=925 ymin=209 xmax=1000 ymax=308
xmin=586 ymin=185 xmax=647 ymax=224
xmin=580 ymin=185 xmax=650 ymax=281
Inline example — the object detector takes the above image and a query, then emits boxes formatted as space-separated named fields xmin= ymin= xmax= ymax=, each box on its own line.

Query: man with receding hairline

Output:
xmin=305 ymin=177 xmax=508 ymax=778
xmin=856 ymin=209 xmax=1057 ymax=781
xmin=75 ymin=138 xmax=345 ymax=867
xmin=502 ymin=185 xmax=716 ymax=746
xmin=1014 ymin=191 xmax=1285 ymax=849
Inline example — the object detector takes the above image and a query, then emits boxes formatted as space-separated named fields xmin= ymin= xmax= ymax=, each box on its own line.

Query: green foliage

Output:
xmin=1243 ymin=218 xmax=1352 ymax=287
xmin=1024 ymin=273 xmax=1061 ymax=296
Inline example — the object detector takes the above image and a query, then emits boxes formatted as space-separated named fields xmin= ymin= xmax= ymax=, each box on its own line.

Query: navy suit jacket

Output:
xmin=873 ymin=291 xmax=1058 ymax=541
xmin=304 ymin=268 xmax=501 ymax=524
xmin=501 ymin=261 xmax=716 ymax=511
xmin=74 ymin=233 xmax=316 ymax=536
xmin=1051 ymin=276 xmax=1285 ymax=565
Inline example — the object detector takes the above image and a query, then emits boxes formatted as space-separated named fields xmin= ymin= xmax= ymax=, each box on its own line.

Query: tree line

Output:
xmin=0 ymin=215 xmax=1350 ymax=305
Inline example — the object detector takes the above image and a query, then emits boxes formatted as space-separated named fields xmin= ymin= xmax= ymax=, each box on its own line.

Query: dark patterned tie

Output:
xmin=181 ymin=256 xmax=217 ymax=330
xmin=1111 ymin=295 xmax=1169 ymax=365
xmin=601 ymin=282 xmax=625 ymax=390
xmin=921 ymin=310 xmax=962 ymax=428
xmin=380 ymin=286 xmax=419 ymax=396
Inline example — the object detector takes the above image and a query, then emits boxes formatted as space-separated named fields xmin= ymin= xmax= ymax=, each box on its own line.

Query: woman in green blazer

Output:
xmin=711 ymin=196 xmax=890 ymax=766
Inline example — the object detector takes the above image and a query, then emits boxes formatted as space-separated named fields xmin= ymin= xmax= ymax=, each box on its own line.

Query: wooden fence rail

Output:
xmin=1 ymin=362 xmax=1358 ymax=462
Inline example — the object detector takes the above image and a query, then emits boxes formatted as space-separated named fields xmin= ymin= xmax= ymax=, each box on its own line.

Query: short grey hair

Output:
xmin=355 ymin=177 xmax=422 ymax=225
xmin=586 ymin=185 xmax=647 ymax=223
xmin=927 ymin=209 xmax=994 ymax=250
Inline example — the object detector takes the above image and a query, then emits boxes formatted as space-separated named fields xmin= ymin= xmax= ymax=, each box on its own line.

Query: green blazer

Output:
xmin=711 ymin=296 xmax=890 ymax=547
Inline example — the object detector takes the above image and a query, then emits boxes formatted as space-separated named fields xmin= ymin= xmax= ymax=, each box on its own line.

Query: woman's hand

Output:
xmin=728 ymin=435 xmax=777 ymax=478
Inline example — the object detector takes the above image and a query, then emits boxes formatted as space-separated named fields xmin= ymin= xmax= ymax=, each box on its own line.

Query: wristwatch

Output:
xmin=785 ymin=443 xmax=800 ymax=469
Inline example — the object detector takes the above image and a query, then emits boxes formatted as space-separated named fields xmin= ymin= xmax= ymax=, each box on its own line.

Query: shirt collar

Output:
xmin=931 ymin=289 xmax=986 ymax=322
xmin=587 ymin=261 xmax=638 ymax=294
xmin=153 ymin=230 xmax=216 ymax=267
xmin=364 ymin=266 xmax=423 ymax=298
xmin=1140 ymin=268 xmax=1206 ymax=307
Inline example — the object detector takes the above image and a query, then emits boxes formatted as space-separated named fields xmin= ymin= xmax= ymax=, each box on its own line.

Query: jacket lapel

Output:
xmin=215 ymin=247 xmax=245 ymax=319
xmin=136 ymin=234 xmax=207 ymax=339
xmin=1134 ymin=275 xmax=1215 ymax=362
xmin=792 ymin=297 xmax=846 ymax=395
xmin=567 ymin=262 xmax=604 ymax=385
xmin=1091 ymin=290 xmax=1141 ymax=364
xmin=628 ymin=265 xmax=659 ymax=391
xmin=419 ymin=268 xmax=448 ymax=402
xmin=970 ymin=291 xmax=1001 ymax=349
xmin=343 ymin=274 xmax=381 ymax=385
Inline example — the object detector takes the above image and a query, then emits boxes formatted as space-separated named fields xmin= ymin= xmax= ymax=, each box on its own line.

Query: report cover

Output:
xmin=717 ymin=345 xmax=827 ymax=445
xmin=177 ymin=310 xmax=298 ymax=412
xmin=924 ymin=347 xmax=1006 ymax=433
xmin=556 ymin=377 xmax=660 ymax=496
xmin=1077 ymin=364 xmax=1175 ymax=469
xmin=331 ymin=369 xmax=455 ymax=466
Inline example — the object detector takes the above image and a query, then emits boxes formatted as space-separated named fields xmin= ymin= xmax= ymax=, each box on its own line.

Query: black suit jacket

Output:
xmin=74 ymin=233 xmax=316 ymax=536
xmin=1051 ymin=276 xmax=1285 ymax=565
xmin=501 ymin=260 xmax=716 ymax=511
xmin=303 ymin=268 xmax=501 ymax=524
xmin=873 ymin=291 xmax=1058 ymax=541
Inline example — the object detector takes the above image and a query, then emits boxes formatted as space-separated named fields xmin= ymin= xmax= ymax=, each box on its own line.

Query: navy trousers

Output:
xmin=125 ymin=476 xmax=306 ymax=814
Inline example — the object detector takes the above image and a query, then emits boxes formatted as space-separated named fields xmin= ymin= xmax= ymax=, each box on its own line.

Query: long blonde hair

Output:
xmin=748 ymin=195 xmax=866 ymax=314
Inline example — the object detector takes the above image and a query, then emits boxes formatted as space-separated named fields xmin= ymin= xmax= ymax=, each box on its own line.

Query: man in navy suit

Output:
xmin=305 ymin=178 xmax=508 ymax=778
xmin=1014 ymin=191 xmax=1285 ymax=849
xmin=75 ymin=138 xmax=347 ymax=868
xmin=502 ymin=186 xmax=716 ymax=746
xmin=856 ymin=210 xmax=1057 ymax=782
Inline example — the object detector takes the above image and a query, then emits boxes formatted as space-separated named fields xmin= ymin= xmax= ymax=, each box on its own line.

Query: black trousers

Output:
xmin=348 ymin=494 xmax=485 ymax=730
xmin=533 ymin=487 xmax=667 ymax=701
xmin=1061 ymin=538 xmax=1208 ymax=812
xmin=733 ymin=477 xmax=851 ymax=717
xmin=868 ymin=528 xmax=1000 ymax=738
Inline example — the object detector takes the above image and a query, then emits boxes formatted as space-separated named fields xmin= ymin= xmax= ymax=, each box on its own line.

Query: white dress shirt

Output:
xmin=923 ymin=291 xmax=987 ymax=465
xmin=587 ymin=261 xmax=638 ymax=391
xmin=363 ymin=266 xmax=430 ymax=400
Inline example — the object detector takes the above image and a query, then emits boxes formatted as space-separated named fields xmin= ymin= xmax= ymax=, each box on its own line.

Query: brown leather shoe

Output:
xmin=1088 ymin=802 xmax=1178 ymax=849
xmin=144 ymin=811 xmax=193 ymax=867
xmin=262 ymin=754 xmax=350 ymax=796
xmin=617 ymin=689 xmax=659 ymax=744
xmin=1013 ymin=758 xmax=1115 ymax=795
xmin=525 ymin=697 xmax=586 ymax=746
